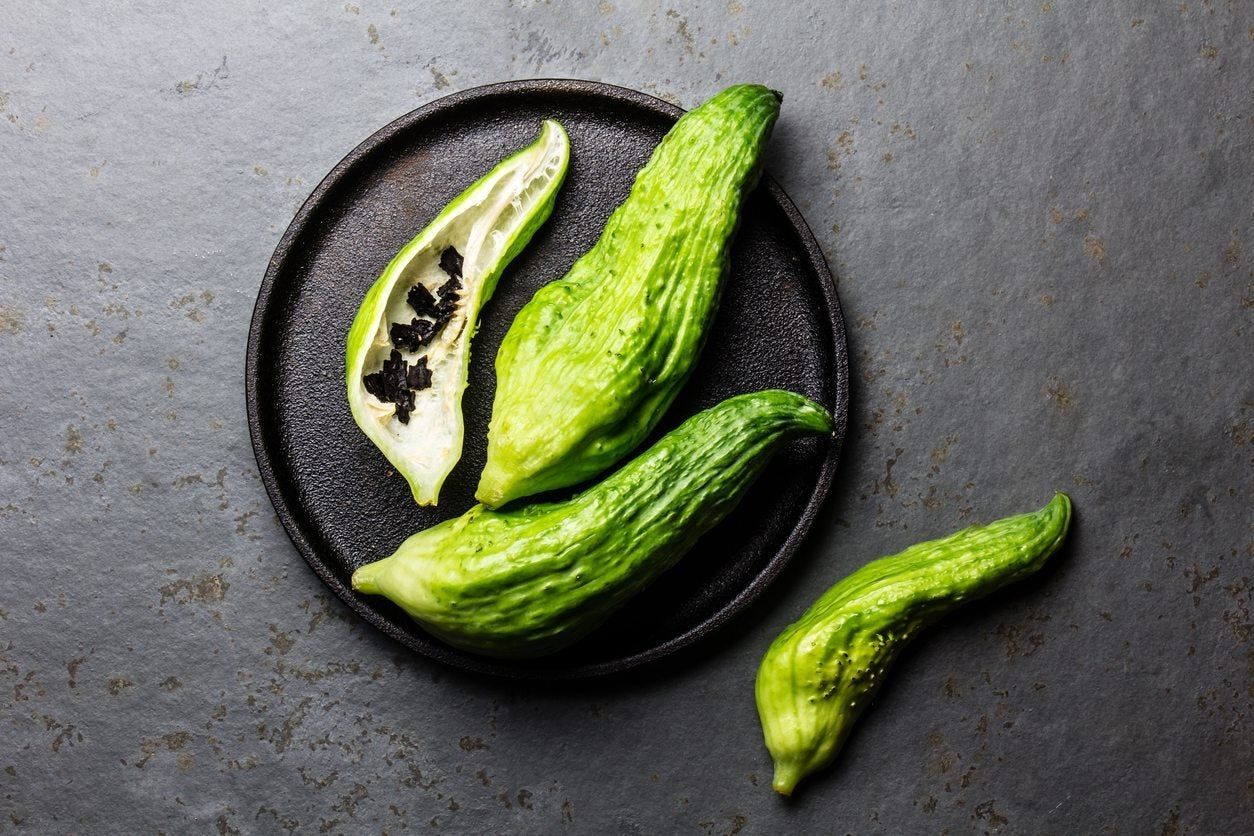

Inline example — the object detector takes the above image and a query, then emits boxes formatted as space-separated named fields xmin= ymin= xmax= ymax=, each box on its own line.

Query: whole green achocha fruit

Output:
xmin=353 ymin=390 xmax=832 ymax=658
xmin=476 ymin=84 xmax=783 ymax=508
xmin=756 ymin=494 xmax=1072 ymax=795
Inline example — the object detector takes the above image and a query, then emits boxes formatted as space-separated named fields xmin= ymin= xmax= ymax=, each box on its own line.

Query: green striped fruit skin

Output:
xmin=756 ymin=494 xmax=1072 ymax=795
xmin=476 ymin=84 xmax=783 ymax=508
xmin=353 ymin=390 xmax=832 ymax=659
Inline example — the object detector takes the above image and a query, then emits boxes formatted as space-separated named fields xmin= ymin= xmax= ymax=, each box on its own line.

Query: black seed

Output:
xmin=394 ymin=386 xmax=415 ymax=424
xmin=435 ymin=277 xmax=462 ymax=320
xmin=439 ymin=245 xmax=463 ymax=279
xmin=407 ymin=356 xmax=432 ymax=390
xmin=363 ymin=371 xmax=387 ymax=400
xmin=423 ymin=314 xmax=449 ymax=344
xmin=381 ymin=349 xmax=409 ymax=403
xmin=436 ymin=277 xmax=462 ymax=300
xmin=390 ymin=318 xmax=436 ymax=351
xmin=406 ymin=283 xmax=440 ymax=317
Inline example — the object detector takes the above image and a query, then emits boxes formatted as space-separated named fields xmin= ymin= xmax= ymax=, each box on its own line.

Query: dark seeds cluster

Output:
xmin=363 ymin=245 xmax=464 ymax=423
xmin=363 ymin=351 xmax=431 ymax=423
xmin=391 ymin=246 xmax=464 ymax=351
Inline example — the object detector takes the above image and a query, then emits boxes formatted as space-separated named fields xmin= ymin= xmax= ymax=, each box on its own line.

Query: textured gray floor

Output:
xmin=1 ymin=2 xmax=1251 ymax=834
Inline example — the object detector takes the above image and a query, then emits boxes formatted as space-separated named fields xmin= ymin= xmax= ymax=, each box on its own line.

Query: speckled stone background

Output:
xmin=1 ymin=2 xmax=1250 ymax=834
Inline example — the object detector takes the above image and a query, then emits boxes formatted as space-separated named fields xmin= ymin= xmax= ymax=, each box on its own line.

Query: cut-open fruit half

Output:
xmin=346 ymin=119 xmax=570 ymax=505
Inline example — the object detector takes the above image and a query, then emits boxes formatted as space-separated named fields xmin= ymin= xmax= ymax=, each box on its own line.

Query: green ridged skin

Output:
xmin=352 ymin=390 xmax=832 ymax=658
xmin=346 ymin=120 xmax=570 ymax=506
xmin=476 ymin=84 xmax=783 ymax=508
xmin=755 ymin=494 xmax=1072 ymax=795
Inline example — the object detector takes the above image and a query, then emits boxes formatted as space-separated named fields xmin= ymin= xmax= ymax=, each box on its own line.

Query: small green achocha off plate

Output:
xmin=246 ymin=80 xmax=849 ymax=679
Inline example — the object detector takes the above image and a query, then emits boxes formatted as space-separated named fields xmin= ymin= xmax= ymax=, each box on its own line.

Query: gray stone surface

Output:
xmin=1 ymin=1 xmax=1250 ymax=833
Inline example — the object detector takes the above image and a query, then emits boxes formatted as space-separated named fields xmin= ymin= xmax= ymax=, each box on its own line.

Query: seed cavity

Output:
xmin=363 ymin=245 xmax=464 ymax=422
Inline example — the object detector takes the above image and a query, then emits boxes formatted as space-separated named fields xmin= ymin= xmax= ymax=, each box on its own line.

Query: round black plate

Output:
xmin=246 ymin=80 xmax=849 ymax=679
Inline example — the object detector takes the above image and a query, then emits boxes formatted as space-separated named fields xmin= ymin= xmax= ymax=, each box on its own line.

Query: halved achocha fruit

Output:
xmin=346 ymin=120 xmax=570 ymax=505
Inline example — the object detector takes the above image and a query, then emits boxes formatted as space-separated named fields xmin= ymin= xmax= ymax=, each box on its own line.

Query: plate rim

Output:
xmin=245 ymin=78 xmax=850 ymax=680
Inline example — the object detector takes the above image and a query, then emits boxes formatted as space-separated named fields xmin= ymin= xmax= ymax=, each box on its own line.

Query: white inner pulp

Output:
xmin=362 ymin=127 xmax=567 ymax=483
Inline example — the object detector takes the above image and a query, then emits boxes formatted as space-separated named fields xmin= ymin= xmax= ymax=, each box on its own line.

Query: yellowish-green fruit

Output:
xmin=756 ymin=494 xmax=1072 ymax=795
xmin=353 ymin=390 xmax=832 ymax=658
xmin=476 ymin=85 xmax=782 ymax=508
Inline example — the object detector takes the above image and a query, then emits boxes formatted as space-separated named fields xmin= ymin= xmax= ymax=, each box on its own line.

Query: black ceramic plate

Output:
xmin=246 ymin=80 xmax=849 ymax=679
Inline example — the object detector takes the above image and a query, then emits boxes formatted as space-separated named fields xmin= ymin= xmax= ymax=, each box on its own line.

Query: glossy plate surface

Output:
xmin=246 ymin=79 xmax=849 ymax=678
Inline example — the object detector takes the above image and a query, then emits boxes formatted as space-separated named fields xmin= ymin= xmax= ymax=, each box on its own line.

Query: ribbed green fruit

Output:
xmin=346 ymin=120 xmax=570 ymax=506
xmin=476 ymin=84 xmax=782 ymax=508
xmin=756 ymin=494 xmax=1072 ymax=795
xmin=353 ymin=390 xmax=832 ymax=658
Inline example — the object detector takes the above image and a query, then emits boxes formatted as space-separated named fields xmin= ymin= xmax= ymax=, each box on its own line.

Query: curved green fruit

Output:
xmin=346 ymin=120 xmax=570 ymax=506
xmin=756 ymin=494 xmax=1072 ymax=795
xmin=476 ymin=84 xmax=782 ymax=508
xmin=353 ymin=390 xmax=832 ymax=658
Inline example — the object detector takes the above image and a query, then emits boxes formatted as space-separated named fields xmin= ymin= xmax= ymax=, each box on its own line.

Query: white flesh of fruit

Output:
xmin=349 ymin=120 xmax=569 ymax=505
